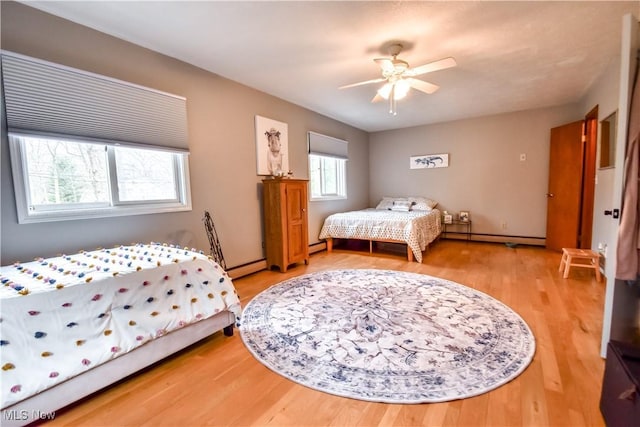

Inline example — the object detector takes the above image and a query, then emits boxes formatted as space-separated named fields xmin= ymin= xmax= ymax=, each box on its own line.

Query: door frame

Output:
xmin=600 ymin=13 xmax=638 ymax=357
xmin=580 ymin=106 xmax=598 ymax=249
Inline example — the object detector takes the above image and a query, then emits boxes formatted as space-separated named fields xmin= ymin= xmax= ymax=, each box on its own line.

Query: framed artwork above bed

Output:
xmin=410 ymin=153 xmax=449 ymax=169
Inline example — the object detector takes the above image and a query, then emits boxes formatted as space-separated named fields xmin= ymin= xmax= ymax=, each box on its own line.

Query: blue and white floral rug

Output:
xmin=239 ymin=269 xmax=535 ymax=403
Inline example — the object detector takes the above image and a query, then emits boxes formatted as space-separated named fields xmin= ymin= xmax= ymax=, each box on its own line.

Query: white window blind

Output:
xmin=1 ymin=51 xmax=189 ymax=151
xmin=308 ymin=131 xmax=348 ymax=159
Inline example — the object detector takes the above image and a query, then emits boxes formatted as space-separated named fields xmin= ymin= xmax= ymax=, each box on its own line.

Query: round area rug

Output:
xmin=239 ymin=269 xmax=535 ymax=403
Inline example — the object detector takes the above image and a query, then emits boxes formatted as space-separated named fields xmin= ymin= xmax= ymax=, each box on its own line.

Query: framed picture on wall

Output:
xmin=409 ymin=153 xmax=449 ymax=169
xmin=255 ymin=115 xmax=289 ymax=176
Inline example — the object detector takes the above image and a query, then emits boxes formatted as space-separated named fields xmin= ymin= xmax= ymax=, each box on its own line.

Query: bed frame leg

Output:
xmin=326 ymin=238 xmax=333 ymax=253
xmin=223 ymin=325 xmax=234 ymax=337
xmin=407 ymin=247 xmax=414 ymax=262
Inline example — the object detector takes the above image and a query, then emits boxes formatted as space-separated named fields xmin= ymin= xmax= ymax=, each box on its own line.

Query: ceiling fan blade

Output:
xmin=374 ymin=58 xmax=395 ymax=73
xmin=371 ymin=93 xmax=384 ymax=103
xmin=339 ymin=77 xmax=386 ymax=89
xmin=406 ymin=57 xmax=457 ymax=77
xmin=407 ymin=78 xmax=440 ymax=94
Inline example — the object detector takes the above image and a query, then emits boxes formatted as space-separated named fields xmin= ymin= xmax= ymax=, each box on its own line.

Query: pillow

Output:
xmin=409 ymin=196 xmax=438 ymax=211
xmin=376 ymin=197 xmax=404 ymax=210
xmin=391 ymin=200 xmax=412 ymax=212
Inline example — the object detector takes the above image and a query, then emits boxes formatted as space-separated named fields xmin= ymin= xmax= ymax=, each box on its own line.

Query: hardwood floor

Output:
xmin=46 ymin=240 xmax=606 ymax=426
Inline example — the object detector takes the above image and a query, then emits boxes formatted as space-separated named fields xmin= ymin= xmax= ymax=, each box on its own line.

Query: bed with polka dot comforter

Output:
xmin=318 ymin=208 xmax=442 ymax=263
xmin=0 ymin=243 xmax=241 ymax=410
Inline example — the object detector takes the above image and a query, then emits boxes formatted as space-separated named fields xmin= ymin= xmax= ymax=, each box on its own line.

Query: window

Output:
xmin=309 ymin=154 xmax=347 ymax=200
xmin=307 ymin=132 xmax=348 ymax=200
xmin=9 ymin=134 xmax=191 ymax=223
xmin=2 ymin=51 xmax=192 ymax=223
xmin=309 ymin=155 xmax=347 ymax=200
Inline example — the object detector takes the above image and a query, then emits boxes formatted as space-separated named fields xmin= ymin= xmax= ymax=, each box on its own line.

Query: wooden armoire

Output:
xmin=262 ymin=178 xmax=309 ymax=272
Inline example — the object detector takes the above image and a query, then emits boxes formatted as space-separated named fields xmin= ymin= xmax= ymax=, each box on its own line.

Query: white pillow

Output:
xmin=392 ymin=200 xmax=412 ymax=211
xmin=409 ymin=196 xmax=438 ymax=211
xmin=391 ymin=200 xmax=411 ymax=212
xmin=376 ymin=197 xmax=404 ymax=210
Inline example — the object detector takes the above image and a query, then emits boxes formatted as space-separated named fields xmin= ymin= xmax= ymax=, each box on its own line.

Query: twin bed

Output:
xmin=319 ymin=196 xmax=442 ymax=263
xmin=0 ymin=243 xmax=241 ymax=426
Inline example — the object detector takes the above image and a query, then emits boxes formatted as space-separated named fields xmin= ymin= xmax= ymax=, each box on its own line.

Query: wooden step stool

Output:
xmin=559 ymin=248 xmax=602 ymax=282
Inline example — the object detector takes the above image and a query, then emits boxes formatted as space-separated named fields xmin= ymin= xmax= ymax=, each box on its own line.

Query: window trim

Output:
xmin=9 ymin=134 xmax=192 ymax=224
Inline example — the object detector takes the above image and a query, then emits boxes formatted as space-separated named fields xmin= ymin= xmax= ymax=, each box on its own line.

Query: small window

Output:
xmin=9 ymin=134 xmax=191 ymax=223
xmin=309 ymin=154 xmax=347 ymax=200
xmin=112 ymin=146 xmax=179 ymax=203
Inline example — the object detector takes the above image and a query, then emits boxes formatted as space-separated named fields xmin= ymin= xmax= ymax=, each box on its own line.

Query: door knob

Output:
xmin=546 ymin=193 xmax=554 ymax=198
xmin=604 ymin=210 xmax=620 ymax=218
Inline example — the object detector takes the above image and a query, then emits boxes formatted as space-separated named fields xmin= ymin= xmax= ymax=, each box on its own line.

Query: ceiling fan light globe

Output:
xmin=394 ymin=79 xmax=411 ymax=100
xmin=377 ymin=83 xmax=393 ymax=100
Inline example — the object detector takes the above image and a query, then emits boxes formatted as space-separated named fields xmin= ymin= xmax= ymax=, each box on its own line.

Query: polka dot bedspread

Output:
xmin=318 ymin=208 xmax=442 ymax=263
xmin=0 ymin=243 xmax=241 ymax=409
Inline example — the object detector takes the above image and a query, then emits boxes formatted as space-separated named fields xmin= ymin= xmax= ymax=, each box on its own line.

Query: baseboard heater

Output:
xmin=445 ymin=232 xmax=546 ymax=246
xmin=226 ymin=242 xmax=327 ymax=279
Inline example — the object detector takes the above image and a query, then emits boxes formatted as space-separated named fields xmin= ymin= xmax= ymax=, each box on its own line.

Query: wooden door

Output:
xmin=546 ymin=121 xmax=584 ymax=251
xmin=285 ymin=181 xmax=309 ymax=264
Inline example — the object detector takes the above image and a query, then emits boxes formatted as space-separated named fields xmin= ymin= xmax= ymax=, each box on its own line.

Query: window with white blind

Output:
xmin=308 ymin=132 xmax=348 ymax=200
xmin=1 ymin=51 xmax=192 ymax=223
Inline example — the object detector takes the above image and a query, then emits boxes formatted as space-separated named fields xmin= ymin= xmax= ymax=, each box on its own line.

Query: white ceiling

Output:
xmin=21 ymin=1 xmax=640 ymax=132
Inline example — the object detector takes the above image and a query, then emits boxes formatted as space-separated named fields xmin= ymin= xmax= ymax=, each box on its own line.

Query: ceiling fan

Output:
xmin=340 ymin=43 xmax=457 ymax=115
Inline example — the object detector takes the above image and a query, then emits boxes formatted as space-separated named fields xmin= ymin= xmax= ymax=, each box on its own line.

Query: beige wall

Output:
xmin=369 ymin=105 xmax=580 ymax=242
xmin=0 ymin=2 xmax=369 ymax=266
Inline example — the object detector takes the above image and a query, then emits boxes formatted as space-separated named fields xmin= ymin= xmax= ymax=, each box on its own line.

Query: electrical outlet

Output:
xmin=501 ymin=221 xmax=508 ymax=230
xmin=598 ymin=243 xmax=607 ymax=256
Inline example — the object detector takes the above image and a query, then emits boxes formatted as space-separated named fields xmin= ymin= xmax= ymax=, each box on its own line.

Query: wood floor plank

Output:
xmin=42 ymin=241 xmax=606 ymax=426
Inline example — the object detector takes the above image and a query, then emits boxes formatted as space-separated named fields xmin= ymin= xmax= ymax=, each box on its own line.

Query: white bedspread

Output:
xmin=318 ymin=208 xmax=441 ymax=262
xmin=0 ymin=243 xmax=241 ymax=409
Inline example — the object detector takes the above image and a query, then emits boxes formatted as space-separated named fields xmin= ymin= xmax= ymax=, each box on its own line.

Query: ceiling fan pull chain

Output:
xmin=390 ymin=85 xmax=396 ymax=115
